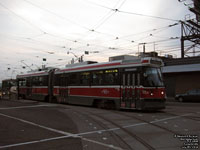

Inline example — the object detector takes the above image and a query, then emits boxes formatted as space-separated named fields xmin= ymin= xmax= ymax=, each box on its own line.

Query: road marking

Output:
xmin=0 ymin=135 xmax=71 ymax=149
xmin=82 ymin=138 xmax=123 ymax=150
xmin=0 ymin=104 xmax=55 ymax=110
xmin=98 ymin=131 xmax=102 ymax=134
xmin=150 ymin=113 xmax=192 ymax=124
xmin=123 ymin=122 xmax=147 ymax=128
xmin=0 ymin=113 xmax=123 ymax=150
xmin=102 ymin=137 xmax=107 ymax=140
xmin=0 ymin=112 xmax=193 ymax=149
xmin=0 ymin=113 xmax=77 ymax=137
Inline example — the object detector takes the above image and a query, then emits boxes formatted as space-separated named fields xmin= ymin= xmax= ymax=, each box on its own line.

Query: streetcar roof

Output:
xmin=16 ymin=57 xmax=163 ymax=78
xmin=55 ymin=57 xmax=162 ymax=74
xmin=17 ymin=71 xmax=48 ymax=78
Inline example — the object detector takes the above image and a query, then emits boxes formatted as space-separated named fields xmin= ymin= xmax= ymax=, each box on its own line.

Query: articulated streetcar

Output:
xmin=17 ymin=56 xmax=166 ymax=110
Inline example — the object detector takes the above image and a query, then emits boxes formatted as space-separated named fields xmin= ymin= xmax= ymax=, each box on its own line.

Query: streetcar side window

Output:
xmin=31 ymin=76 xmax=48 ymax=86
xmin=26 ymin=77 xmax=32 ymax=87
xmin=32 ymin=76 xmax=39 ymax=86
xmin=80 ymin=72 xmax=90 ymax=86
xmin=19 ymin=78 xmax=26 ymax=86
xmin=91 ymin=71 xmax=103 ymax=85
xmin=68 ymin=73 xmax=79 ymax=86
xmin=104 ymin=69 xmax=119 ymax=85
xmin=38 ymin=76 xmax=43 ymax=86
xmin=42 ymin=76 xmax=48 ymax=86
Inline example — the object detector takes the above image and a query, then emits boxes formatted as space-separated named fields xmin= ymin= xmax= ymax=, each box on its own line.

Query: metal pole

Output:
xmin=181 ymin=22 xmax=185 ymax=58
xmin=143 ymin=43 xmax=145 ymax=53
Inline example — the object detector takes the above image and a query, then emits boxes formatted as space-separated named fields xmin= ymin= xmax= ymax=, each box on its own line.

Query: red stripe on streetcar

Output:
xmin=69 ymin=87 xmax=120 ymax=98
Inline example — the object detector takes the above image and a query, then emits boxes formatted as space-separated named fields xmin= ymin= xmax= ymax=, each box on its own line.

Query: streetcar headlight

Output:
xmin=161 ymin=91 xmax=164 ymax=95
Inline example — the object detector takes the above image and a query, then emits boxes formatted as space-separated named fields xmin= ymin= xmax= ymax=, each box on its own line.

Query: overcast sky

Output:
xmin=0 ymin=0 xmax=195 ymax=82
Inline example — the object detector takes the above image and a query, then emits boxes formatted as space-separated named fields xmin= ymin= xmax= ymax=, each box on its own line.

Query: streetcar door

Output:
xmin=26 ymin=77 xmax=32 ymax=98
xmin=121 ymin=72 xmax=136 ymax=109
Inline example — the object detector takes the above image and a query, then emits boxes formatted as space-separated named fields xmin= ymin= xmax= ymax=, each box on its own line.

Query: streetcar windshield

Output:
xmin=143 ymin=67 xmax=164 ymax=87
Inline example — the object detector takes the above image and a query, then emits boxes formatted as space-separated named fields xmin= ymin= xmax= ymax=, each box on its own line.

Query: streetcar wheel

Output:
xmin=93 ymin=99 xmax=103 ymax=108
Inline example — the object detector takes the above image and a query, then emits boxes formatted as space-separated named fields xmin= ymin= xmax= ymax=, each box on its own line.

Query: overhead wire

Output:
xmin=0 ymin=0 xmax=90 ymax=53
xmin=22 ymin=0 xmax=90 ymax=31
xmin=1 ymin=0 xmax=181 ymax=54
xmin=1 ymin=0 xmax=191 ymax=70
xmin=84 ymin=0 xmax=180 ymax=22
xmin=118 ymin=10 xmax=180 ymax=22
xmin=22 ymin=0 xmax=121 ymax=40
xmin=0 ymin=1 xmax=45 ymax=34
xmin=0 ymin=33 xmax=66 ymax=51
xmin=119 ymin=43 xmax=193 ymax=57
xmin=121 ymin=23 xmax=179 ymax=41
xmin=94 ymin=22 xmax=180 ymax=49
xmin=92 ymin=0 xmax=126 ymax=30
xmin=80 ymin=0 xmax=127 ymax=40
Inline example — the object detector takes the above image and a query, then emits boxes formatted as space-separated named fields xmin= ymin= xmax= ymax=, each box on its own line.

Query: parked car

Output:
xmin=175 ymin=89 xmax=200 ymax=102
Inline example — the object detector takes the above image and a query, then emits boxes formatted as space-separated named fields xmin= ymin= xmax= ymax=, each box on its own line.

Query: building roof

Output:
xmin=163 ymin=56 xmax=200 ymax=66
xmin=162 ymin=56 xmax=200 ymax=73
xmin=163 ymin=63 xmax=200 ymax=73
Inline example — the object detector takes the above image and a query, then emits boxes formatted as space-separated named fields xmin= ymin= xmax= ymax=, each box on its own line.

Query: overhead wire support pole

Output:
xmin=138 ymin=43 xmax=146 ymax=55
xmin=180 ymin=20 xmax=200 ymax=58
xmin=181 ymin=22 xmax=185 ymax=58
xmin=179 ymin=0 xmax=200 ymax=57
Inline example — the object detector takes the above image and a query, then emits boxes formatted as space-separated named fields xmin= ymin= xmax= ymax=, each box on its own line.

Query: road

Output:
xmin=0 ymin=99 xmax=199 ymax=150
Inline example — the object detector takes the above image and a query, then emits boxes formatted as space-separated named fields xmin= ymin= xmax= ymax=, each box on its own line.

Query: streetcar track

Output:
xmin=112 ymin=110 xmax=180 ymax=135
xmin=73 ymin=106 xmax=198 ymax=150
xmin=91 ymin=113 xmax=155 ymax=150
xmin=77 ymin=109 xmax=155 ymax=150
xmin=73 ymin=109 xmax=134 ymax=150
xmin=163 ymin=112 xmax=200 ymax=122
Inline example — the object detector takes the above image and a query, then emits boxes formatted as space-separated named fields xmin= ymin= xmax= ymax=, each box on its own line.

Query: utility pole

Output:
xmin=138 ymin=43 xmax=146 ymax=53
xmin=143 ymin=43 xmax=146 ymax=53
xmin=153 ymin=42 xmax=158 ymax=52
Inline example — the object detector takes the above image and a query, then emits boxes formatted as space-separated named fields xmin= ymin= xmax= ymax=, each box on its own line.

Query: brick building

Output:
xmin=162 ymin=56 xmax=200 ymax=97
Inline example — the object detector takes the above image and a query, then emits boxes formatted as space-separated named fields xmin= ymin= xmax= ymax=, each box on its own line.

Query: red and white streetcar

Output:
xmin=17 ymin=55 xmax=166 ymax=110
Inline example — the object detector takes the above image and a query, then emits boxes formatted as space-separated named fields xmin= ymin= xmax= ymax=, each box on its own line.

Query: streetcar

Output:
xmin=1 ymin=79 xmax=17 ymax=99
xmin=17 ymin=55 xmax=166 ymax=110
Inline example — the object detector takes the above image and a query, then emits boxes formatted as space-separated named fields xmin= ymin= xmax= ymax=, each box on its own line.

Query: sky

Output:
xmin=0 ymin=0 xmax=196 ymax=82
